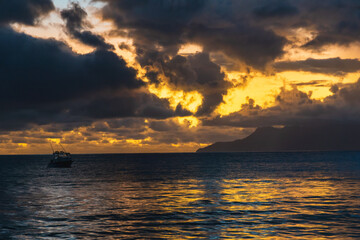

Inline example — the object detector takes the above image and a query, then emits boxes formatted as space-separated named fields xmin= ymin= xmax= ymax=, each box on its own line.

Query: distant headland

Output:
xmin=197 ymin=124 xmax=360 ymax=153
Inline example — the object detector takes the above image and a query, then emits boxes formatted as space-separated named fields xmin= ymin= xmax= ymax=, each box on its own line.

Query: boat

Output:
xmin=48 ymin=143 xmax=73 ymax=168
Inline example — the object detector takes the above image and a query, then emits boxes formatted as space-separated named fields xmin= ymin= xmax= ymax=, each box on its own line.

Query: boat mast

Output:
xmin=59 ymin=143 xmax=67 ymax=153
xmin=50 ymin=142 xmax=54 ymax=153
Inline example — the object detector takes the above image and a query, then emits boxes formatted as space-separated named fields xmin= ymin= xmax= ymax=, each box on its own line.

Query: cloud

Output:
xmin=0 ymin=117 xmax=253 ymax=153
xmin=3 ymin=0 xmax=360 ymax=151
xmin=338 ymin=80 xmax=360 ymax=104
xmin=274 ymin=58 xmax=360 ymax=76
xmin=188 ymin=24 xmax=286 ymax=69
xmin=204 ymin=80 xmax=360 ymax=128
xmin=164 ymin=53 xmax=231 ymax=115
xmin=99 ymin=0 xmax=286 ymax=69
xmin=0 ymin=27 xmax=140 ymax=106
xmin=96 ymin=0 xmax=360 ymax=68
xmin=64 ymin=0 xmax=360 ymax=131
xmin=97 ymin=0 xmax=346 ymax=119
xmin=0 ymin=0 xmax=54 ymax=25
xmin=139 ymin=51 xmax=231 ymax=115
xmin=253 ymin=1 xmax=299 ymax=18
xmin=295 ymin=1 xmax=360 ymax=49
xmin=0 ymin=27 xmax=188 ymax=131
xmin=303 ymin=21 xmax=360 ymax=49
xmin=70 ymin=93 xmax=192 ymax=120
xmin=249 ymin=1 xmax=360 ymax=49
xmin=146 ymin=119 xmax=254 ymax=144
xmin=60 ymin=2 xmax=114 ymax=50
xmin=118 ymin=42 xmax=131 ymax=51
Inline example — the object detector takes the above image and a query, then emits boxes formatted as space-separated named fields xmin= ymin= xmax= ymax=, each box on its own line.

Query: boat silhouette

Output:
xmin=48 ymin=143 xmax=73 ymax=168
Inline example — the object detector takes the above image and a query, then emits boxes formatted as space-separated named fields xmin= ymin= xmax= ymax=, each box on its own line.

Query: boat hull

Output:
xmin=47 ymin=160 xmax=73 ymax=168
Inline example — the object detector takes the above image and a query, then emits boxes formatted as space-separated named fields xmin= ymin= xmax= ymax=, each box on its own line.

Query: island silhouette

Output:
xmin=197 ymin=124 xmax=360 ymax=152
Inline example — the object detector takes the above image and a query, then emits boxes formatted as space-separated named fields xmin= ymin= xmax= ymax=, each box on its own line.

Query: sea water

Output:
xmin=0 ymin=152 xmax=359 ymax=239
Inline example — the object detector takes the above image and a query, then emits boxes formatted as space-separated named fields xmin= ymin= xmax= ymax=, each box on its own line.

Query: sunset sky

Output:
xmin=1 ymin=0 xmax=360 ymax=154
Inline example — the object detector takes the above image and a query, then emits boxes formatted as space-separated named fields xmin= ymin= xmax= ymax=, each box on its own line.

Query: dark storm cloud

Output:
xmin=248 ymin=1 xmax=360 ymax=49
xmin=296 ymin=1 xmax=360 ymax=49
xmin=0 ymin=27 xmax=187 ymax=131
xmin=70 ymin=93 xmax=191 ymax=120
xmin=72 ymin=30 xmax=114 ymax=50
xmin=188 ymin=24 xmax=286 ymax=69
xmin=139 ymin=51 xmax=230 ymax=115
xmin=302 ymin=19 xmax=360 ymax=49
xmin=337 ymin=79 xmax=360 ymax=104
xmin=0 ymin=0 xmax=54 ymax=25
xmin=185 ymin=53 xmax=230 ymax=115
xmin=98 ymin=0 xmax=287 ymax=69
xmin=61 ymin=2 xmax=114 ymax=50
xmin=149 ymin=120 xmax=180 ymax=132
xmin=274 ymin=58 xmax=360 ymax=76
xmin=253 ymin=1 xmax=299 ymax=18
xmin=165 ymin=53 xmax=226 ymax=87
xmin=167 ymin=53 xmax=231 ymax=115
xmin=101 ymin=0 xmax=205 ymax=50
xmin=96 ymin=0 xmax=360 ymax=69
xmin=0 ymin=27 xmax=140 ymax=108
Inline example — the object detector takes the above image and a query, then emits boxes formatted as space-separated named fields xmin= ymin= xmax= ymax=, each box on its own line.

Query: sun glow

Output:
xmin=126 ymin=137 xmax=152 ymax=146
xmin=148 ymin=84 xmax=203 ymax=113
xmin=178 ymin=43 xmax=203 ymax=55
xmin=17 ymin=143 xmax=28 ymax=148
xmin=47 ymin=138 xmax=61 ymax=144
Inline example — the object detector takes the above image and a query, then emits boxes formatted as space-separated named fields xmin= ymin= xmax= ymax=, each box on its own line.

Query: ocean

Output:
xmin=0 ymin=152 xmax=359 ymax=239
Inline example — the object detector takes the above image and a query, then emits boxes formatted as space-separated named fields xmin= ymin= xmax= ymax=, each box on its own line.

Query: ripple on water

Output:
xmin=0 ymin=153 xmax=360 ymax=239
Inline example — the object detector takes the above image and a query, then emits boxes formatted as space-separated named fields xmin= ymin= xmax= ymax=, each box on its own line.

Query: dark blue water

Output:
xmin=0 ymin=152 xmax=359 ymax=239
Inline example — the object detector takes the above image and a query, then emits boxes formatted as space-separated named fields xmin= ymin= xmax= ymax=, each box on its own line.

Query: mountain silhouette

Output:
xmin=196 ymin=124 xmax=360 ymax=152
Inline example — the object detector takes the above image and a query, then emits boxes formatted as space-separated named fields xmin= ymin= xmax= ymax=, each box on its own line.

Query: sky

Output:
xmin=1 ymin=0 xmax=360 ymax=154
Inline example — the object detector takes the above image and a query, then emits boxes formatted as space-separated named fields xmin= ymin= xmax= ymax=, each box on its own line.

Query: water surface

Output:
xmin=0 ymin=152 xmax=359 ymax=239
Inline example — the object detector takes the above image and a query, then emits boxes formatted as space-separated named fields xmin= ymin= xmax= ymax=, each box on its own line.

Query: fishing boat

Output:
xmin=48 ymin=143 xmax=73 ymax=168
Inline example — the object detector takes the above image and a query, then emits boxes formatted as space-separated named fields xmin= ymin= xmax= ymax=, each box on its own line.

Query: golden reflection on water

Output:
xmin=3 ymin=154 xmax=360 ymax=239
xmin=43 ymin=176 xmax=358 ymax=239
xmin=11 ymin=160 xmax=356 ymax=240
